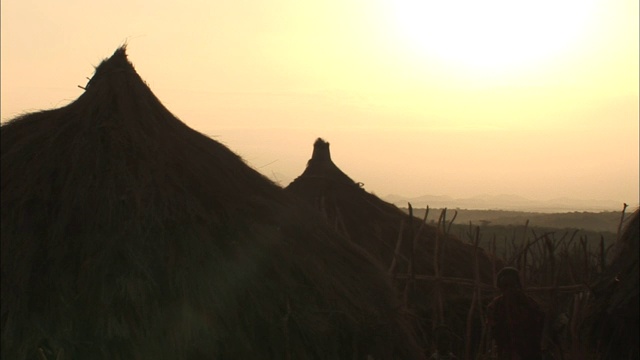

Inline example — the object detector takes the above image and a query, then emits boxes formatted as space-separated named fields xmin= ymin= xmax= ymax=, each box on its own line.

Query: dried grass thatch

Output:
xmin=584 ymin=209 xmax=639 ymax=359
xmin=285 ymin=138 xmax=501 ymax=354
xmin=1 ymin=47 xmax=425 ymax=360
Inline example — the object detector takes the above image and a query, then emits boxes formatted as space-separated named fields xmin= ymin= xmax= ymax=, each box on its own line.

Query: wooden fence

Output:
xmin=386 ymin=205 xmax=629 ymax=360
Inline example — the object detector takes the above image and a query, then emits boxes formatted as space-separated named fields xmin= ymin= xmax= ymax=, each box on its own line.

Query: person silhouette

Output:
xmin=487 ymin=267 xmax=544 ymax=360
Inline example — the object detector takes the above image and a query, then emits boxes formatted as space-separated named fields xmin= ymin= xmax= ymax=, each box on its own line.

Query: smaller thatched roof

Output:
xmin=1 ymin=48 xmax=425 ymax=360
xmin=297 ymin=138 xmax=359 ymax=186
xmin=286 ymin=138 xmax=502 ymax=355
xmin=286 ymin=138 xmax=498 ymax=283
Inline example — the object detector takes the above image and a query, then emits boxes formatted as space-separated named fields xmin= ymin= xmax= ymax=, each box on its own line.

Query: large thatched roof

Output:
xmin=1 ymin=47 xmax=425 ymax=359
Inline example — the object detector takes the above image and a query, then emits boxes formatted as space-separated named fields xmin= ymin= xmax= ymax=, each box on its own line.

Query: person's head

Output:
xmin=496 ymin=267 xmax=522 ymax=291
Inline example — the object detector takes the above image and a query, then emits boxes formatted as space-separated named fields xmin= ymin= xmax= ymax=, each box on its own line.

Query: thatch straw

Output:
xmin=1 ymin=47 xmax=425 ymax=360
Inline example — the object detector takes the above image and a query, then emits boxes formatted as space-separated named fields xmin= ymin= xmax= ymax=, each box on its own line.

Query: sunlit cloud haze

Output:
xmin=2 ymin=0 xmax=638 ymax=210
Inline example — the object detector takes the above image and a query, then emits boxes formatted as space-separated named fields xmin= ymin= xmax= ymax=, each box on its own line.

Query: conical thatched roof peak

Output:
xmin=83 ymin=46 xmax=139 ymax=91
xmin=76 ymin=45 xmax=185 ymax=129
xmin=295 ymin=137 xmax=359 ymax=186
xmin=90 ymin=45 xmax=131 ymax=76
xmin=311 ymin=137 xmax=332 ymax=162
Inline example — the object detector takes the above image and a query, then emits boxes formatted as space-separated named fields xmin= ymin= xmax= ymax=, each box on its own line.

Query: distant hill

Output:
xmin=384 ymin=193 xmax=628 ymax=213
xmin=399 ymin=207 xmax=632 ymax=233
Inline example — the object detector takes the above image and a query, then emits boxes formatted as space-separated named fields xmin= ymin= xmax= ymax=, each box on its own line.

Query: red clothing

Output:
xmin=487 ymin=290 xmax=544 ymax=360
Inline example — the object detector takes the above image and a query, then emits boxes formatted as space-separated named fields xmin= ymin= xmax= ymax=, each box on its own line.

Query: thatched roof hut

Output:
xmin=584 ymin=209 xmax=639 ymax=359
xmin=1 ymin=47 xmax=425 ymax=360
xmin=286 ymin=138 xmax=497 ymax=283
xmin=285 ymin=139 xmax=501 ymax=353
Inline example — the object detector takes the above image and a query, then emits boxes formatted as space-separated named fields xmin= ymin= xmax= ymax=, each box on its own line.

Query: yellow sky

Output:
xmin=1 ymin=0 xmax=638 ymax=208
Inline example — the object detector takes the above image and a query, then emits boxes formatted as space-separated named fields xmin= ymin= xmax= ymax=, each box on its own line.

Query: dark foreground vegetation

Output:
xmin=402 ymin=208 xmax=622 ymax=262
xmin=389 ymin=205 xmax=638 ymax=359
xmin=405 ymin=208 xmax=625 ymax=233
xmin=288 ymin=138 xmax=638 ymax=359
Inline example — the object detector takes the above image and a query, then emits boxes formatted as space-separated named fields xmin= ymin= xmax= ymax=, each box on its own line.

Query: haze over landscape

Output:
xmin=2 ymin=0 xmax=638 ymax=211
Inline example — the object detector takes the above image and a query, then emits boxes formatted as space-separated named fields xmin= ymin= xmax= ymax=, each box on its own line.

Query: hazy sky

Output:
xmin=2 ymin=0 xmax=638 ymax=207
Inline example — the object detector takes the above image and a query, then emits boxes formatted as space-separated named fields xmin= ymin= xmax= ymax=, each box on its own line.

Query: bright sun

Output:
xmin=387 ymin=0 xmax=598 ymax=74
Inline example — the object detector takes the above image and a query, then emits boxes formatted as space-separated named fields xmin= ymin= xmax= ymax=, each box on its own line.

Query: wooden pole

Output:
xmin=616 ymin=203 xmax=628 ymax=242
xmin=403 ymin=204 xmax=415 ymax=308
xmin=464 ymin=290 xmax=478 ymax=360
xmin=388 ymin=219 xmax=405 ymax=275
xmin=491 ymin=235 xmax=497 ymax=288
xmin=432 ymin=209 xmax=446 ymax=326
xmin=464 ymin=226 xmax=481 ymax=360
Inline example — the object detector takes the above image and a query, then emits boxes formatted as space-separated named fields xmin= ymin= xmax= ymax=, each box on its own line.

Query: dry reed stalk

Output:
xmin=435 ymin=209 xmax=446 ymax=279
xmin=409 ymin=204 xmax=415 ymax=282
xmin=507 ymin=231 xmax=545 ymax=285
xmin=491 ymin=235 xmax=497 ymax=288
xmin=405 ymin=205 xmax=432 ymax=312
xmin=446 ymin=209 xmax=458 ymax=235
xmin=440 ymin=209 xmax=456 ymax=286
xmin=562 ymin=231 xmax=578 ymax=279
xmin=464 ymin=226 xmax=481 ymax=360
xmin=603 ymin=243 xmax=615 ymax=266
xmin=502 ymin=237 xmax=508 ymax=264
xmin=564 ymin=249 xmax=577 ymax=285
xmin=580 ymin=237 xmax=590 ymax=283
xmin=522 ymin=238 xmax=530 ymax=289
xmin=508 ymin=224 xmax=535 ymax=268
xmin=432 ymin=209 xmax=447 ymax=326
xmin=616 ymin=202 xmax=628 ymax=242
xmin=545 ymin=236 xmax=556 ymax=286
xmin=437 ymin=209 xmax=454 ymax=323
xmin=402 ymin=204 xmax=415 ymax=308
xmin=464 ymin=290 xmax=478 ymax=360
xmin=552 ymin=232 xmax=571 ymax=286
xmin=388 ymin=219 xmax=405 ymax=275
xmin=410 ymin=205 xmax=430 ymax=252
xmin=474 ymin=227 xmax=488 ymax=358
xmin=569 ymin=292 xmax=587 ymax=359
xmin=598 ymin=235 xmax=605 ymax=273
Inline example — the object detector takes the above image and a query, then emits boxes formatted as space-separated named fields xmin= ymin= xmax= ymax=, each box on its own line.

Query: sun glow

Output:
xmin=387 ymin=0 xmax=599 ymax=73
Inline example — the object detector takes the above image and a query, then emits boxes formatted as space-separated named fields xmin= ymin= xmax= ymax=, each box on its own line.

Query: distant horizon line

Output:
xmin=380 ymin=192 xmax=638 ymax=213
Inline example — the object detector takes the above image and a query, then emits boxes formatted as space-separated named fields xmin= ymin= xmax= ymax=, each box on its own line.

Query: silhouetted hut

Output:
xmin=286 ymin=138 xmax=501 ymax=354
xmin=286 ymin=139 xmax=497 ymax=282
xmin=1 ymin=47 xmax=425 ymax=360
xmin=584 ymin=209 xmax=639 ymax=359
